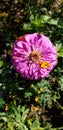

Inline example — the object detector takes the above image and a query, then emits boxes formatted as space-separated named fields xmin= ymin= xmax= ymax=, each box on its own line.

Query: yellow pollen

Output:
xmin=39 ymin=61 xmax=51 ymax=68
xmin=29 ymin=51 xmax=41 ymax=62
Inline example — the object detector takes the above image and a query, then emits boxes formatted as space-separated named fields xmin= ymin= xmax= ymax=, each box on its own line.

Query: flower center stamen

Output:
xmin=29 ymin=51 xmax=41 ymax=62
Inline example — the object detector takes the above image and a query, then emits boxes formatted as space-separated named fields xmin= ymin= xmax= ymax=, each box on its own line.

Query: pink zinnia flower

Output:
xmin=12 ymin=33 xmax=57 ymax=80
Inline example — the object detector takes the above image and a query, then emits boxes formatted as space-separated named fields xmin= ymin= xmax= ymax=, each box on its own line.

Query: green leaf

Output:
xmin=25 ymin=91 xmax=32 ymax=98
xmin=56 ymin=43 xmax=62 ymax=52
xmin=31 ymin=127 xmax=44 ymax=130
xmin=0 ymin=60 xmax=4 ymax=68
xmin=58 ymin=18 xmax=63 ymax=28
xmin=56 ymin=43 xmax=63 ymax=57
xmin=0 ymin=98 xmax=5 ymax=108
xmin=58 ymin=48 xmax=63 ymax=57
xmin=41 ymin=15 xmax=51 ymax=23
xmin=30 ymin=115 xmax=40 ymax=129
xmin=23 ymin=23 xmax=32 ymax=30
xmin=19 ymin=0 xmax=24 ymax=3
xmin=48 ymin=18 xmax=59 ymax=25
xmin=7 ymin=122 xmax=14 ymax=130
xmin=0 ymin=116 xmax=7 ymax=122
xmin=60 ymin=76 xmax=63 ymax=91
xmin=32 ymin=19 xmax=44 ymax=28
xmin=57 ymin=46 xmax=63 ymax=57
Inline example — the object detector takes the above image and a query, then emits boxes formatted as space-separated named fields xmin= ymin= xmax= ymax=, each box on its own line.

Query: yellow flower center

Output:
xmin=29 ymin=51 xmax=41 ymax=62
xmin=39 ymin=61 xmax=51 ymax=68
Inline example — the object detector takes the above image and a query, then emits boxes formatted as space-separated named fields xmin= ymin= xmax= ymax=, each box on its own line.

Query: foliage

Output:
xmin=0 ymin=0 xmax=63 ymax=129
xmin=0 ymin=104 xmax=29 ymax=130
xmin=0 ymin=98 xmax=5 ymax=109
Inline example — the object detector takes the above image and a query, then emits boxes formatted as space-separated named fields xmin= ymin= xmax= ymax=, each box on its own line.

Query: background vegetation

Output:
xmin=0 ymin=0 xmax=63 ymax=129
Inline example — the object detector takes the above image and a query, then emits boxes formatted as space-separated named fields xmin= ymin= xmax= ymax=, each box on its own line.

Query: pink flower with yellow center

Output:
xmin=12 ymin=33 xmax=57 ymax=80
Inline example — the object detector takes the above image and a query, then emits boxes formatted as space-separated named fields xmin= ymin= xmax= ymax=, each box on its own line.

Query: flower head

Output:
xmin=35 ymin=97 xmax=39 ymax=102
xmin=5 ymin=104 xmax=9 ymax=111
xmin=34 ymin=106 xmax=39 ymax=112
xmin=12 ymin=33 xmax=57 ymax=80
